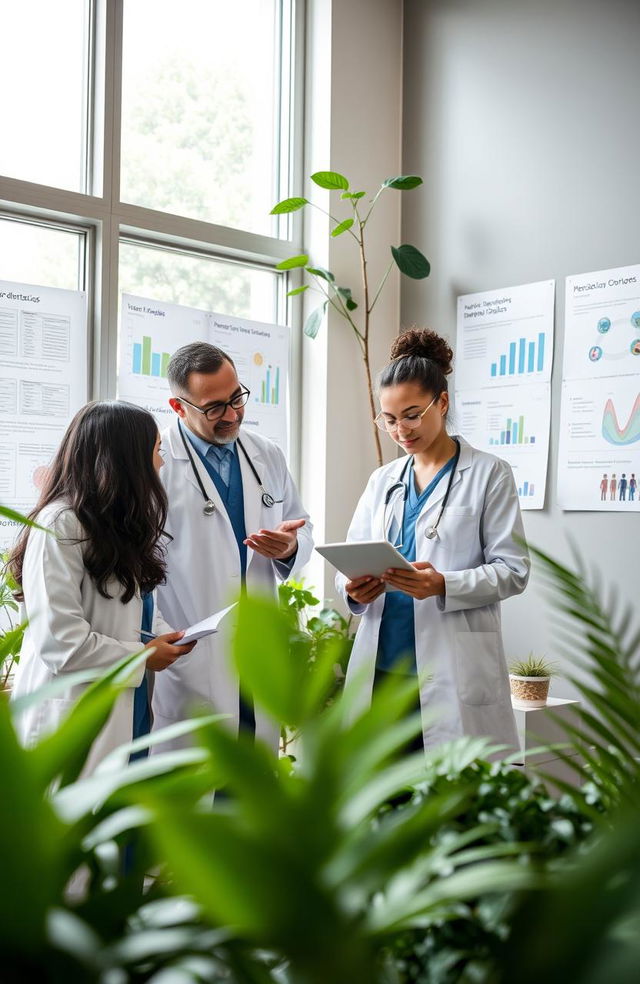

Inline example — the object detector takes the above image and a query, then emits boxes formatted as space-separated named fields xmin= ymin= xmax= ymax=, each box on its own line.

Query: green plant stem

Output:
xmin=313 ymin=278 xmax=366 ymax=353
xmin=355 ymin=210 xmax=383 ymax=466
xmin=308 ymin=201 xmax=360 ymax=245
xmin=369 ymin=260 xmax=394 ymax=315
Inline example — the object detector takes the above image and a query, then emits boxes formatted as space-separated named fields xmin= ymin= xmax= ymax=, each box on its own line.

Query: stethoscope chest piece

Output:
xmin=203 ymin=499 xmax=216 ymax=516
xmin=261 ymin=490 xmax=276 ymax=508
xmin=425 ymin=527 xmax=438 ymax=540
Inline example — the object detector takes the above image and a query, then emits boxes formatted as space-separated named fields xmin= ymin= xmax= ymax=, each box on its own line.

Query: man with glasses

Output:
xmin=152 ymin=341 xmax=313 ymax=752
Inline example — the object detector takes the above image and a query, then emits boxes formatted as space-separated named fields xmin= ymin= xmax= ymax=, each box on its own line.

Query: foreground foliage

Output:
xmin=0 ymin=543 xmax=638 ymax=982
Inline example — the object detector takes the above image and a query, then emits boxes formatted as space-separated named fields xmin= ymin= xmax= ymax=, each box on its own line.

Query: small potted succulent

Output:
xmin=509 ymin=655 xmax=555 ymax=709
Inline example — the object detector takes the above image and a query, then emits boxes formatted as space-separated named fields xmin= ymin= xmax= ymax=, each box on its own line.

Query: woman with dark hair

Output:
xmin=337 ymin=329 xmax=529 ymax=753
xmin=9 ymin=401 xmax=195 ymax=772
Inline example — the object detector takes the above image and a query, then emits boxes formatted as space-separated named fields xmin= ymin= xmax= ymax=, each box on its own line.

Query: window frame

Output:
xmin=0 ymin=0 xmax=305 ymax=475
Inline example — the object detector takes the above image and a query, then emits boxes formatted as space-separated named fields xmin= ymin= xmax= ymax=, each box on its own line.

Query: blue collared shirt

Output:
xmin=183 ymin=424 xmax=236 ymax=488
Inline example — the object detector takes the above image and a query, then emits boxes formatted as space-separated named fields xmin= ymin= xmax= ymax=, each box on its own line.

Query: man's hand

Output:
xmin=381 ymin=561 xmax=445 ymax=599
xmin=244 ymin=518 xmax=305 ymax=560
xmin=345 ymin=574 xmax=385 ymax=606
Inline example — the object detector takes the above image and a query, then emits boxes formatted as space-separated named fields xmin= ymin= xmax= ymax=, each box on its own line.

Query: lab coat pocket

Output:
xmin=31 ymin=697 xmax=76 ymax=744
xmin=455 ymin=630 xmax=501 ymax=705
xmin=440 ymin=507 xmax=478 ymax=561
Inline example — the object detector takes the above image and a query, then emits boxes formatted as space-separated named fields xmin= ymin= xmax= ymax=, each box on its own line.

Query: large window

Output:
xmin=0 ymin=218 xmax=86 ymax=293
xmin=0 ymin=0 xmax=302 ymax=423
xmin=121 ymin=0 xmax=285 ymax=236
xmin=0 ymin=1 xmax=92 ymax=193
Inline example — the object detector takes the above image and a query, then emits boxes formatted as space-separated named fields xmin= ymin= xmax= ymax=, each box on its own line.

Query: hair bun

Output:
xmin=390 ymin=328 xmax=453 ymax=375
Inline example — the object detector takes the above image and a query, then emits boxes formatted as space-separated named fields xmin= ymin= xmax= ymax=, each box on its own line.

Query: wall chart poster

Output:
xmin=455 ymin=280 xmax=555 ymax=510
xmin=118 ymin=294 xmax=290 ymax=453
xmin=557 ymin=263 xmax=640 ymax=511
xmin=0 ymin=279 xmax=88 ymax=549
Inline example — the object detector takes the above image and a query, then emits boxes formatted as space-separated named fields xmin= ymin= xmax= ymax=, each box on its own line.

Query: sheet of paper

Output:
xmin=455 ymin=384 xmax=551 ymax=510
xmin=118 ymin=293 xmax=290 ymax=454
xmin=557 ymin=263 xmax=640 ymax=511
xmin=0 ymin=279 xmax=88 ymax=548
xmin=117 ymin=294 xmax=209 ymax=426
xmin=455 ymin=280 xmax=555 ymax=510
xmin=178 ymin=602 xmax=237 ymax=645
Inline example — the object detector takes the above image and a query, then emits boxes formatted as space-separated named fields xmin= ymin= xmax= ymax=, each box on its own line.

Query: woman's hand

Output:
xmin=345 ymin=574 xmax=386 ymax=606
xmin=381 ymin=562 xmax=445 ymax=600
xmin=145 ymin=631 xmax=196 ymax=671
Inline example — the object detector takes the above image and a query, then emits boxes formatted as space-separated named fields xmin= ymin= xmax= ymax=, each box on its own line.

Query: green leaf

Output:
xmin=286 ymin=285 xmax=309 ymax=297
xmin=0 ymin=694 xmax=65 ymax=951
xmin=391 ymin=244 xmax=431 ymax=279
xmin=270 ymin=197 xmax=308 ymax=215
xmin=383 ymin=175 xmax=423 ymax=190
xmin=233 ymin=595 xmax=306 ymax=728
xmin=29 ymin=649 xmax=149 ymax=788
xmin=0 ymin=504 xmax=49 ymax=533
xmin=304 ymin=303 xmax=327 ymax=339
xmin=336 ymin=286 xmax=358 ymax=312
xmin=331 ymin=218 xmax=354 ymax=237
xmin=276 ymin=254 xmax=308 ymax=271
xmin=311 ymin=171 xmax=349 ymax=191
xmin=306 ymin=266 xmax=335 ymax=283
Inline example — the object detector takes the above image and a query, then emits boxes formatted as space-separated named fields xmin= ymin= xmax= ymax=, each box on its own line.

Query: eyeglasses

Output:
xmin=177 ymin=387 xmax=251 ymax=422
xmin=374 ymin=395 xmax=438 ymax=432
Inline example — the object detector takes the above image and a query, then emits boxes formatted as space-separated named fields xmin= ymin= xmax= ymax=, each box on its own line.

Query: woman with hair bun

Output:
xmin=337 ymin=328 xmax=529 ymax=753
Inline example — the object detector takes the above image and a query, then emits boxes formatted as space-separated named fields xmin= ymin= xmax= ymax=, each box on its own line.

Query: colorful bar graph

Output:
xmin=490 ymin=332 xmax=547 ymax=379
xmin=489 ymin=413 xmax=536 ymax=446
xmin=131 ymin=336 xmax=171 ymax=378
xmin=259 ymin=365 xmax=281 ymax=405
xmin=517 ymin=481 xmax=535 ymax=497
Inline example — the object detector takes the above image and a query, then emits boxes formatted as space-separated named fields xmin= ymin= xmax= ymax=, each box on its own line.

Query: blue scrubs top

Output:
xmin=376 ymin=456 xmax=455 ymax=674
xmin=130 ymin=591 xmax=154 ymax=762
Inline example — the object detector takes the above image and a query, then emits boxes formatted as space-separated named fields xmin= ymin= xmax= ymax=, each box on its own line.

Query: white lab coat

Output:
xmin=12 ymin=502 xmax=171 ymax=775
xmin=337 ymin=436 xmax=529 ymax=752
xmin=152 ymin=420 xmax=314 ymax=750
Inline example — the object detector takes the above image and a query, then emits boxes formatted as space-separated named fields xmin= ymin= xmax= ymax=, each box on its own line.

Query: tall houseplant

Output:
xmin=272 ymin=171 xmax=430 ymax=466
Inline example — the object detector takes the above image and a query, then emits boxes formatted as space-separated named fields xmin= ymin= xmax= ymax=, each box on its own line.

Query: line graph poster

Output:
xmin=0 ymin=279 xmax=88 ymax=549
xmin=118 ymin=295 xmax=289 ymax=452
xmin=455 ymin=280 xmax=554 ymax=509
xmin=558 ymin=264 xmax=640 ymax=510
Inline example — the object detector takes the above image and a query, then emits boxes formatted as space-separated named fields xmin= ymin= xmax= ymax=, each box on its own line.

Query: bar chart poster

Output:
xmin=118 ymin=294 xmax=209 ymax=424
xmin=455 ymin=280 xmax=555 ymax=391
xmin=0 ymin=279 xmax=88 ymax=548
xmin=557 ymin=376 xmax=640 ymax=511
xmin=455 ymin=384 xmax=551 ymax=509
xmin=210 ymin=312 xmax=289 ymax=452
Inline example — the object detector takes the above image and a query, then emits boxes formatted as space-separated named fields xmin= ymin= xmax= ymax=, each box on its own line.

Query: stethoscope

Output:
xmin=178 ymin=419 xmax=284 ymax=516
xmin=383 ymin=438 xmax=461 ymax=541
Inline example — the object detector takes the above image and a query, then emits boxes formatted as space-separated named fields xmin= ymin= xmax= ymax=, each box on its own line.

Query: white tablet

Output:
xmin=315 ymin=540 xmax=414 ymax=582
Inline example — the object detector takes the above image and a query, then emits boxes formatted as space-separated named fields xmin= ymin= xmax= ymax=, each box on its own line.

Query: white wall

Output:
xmin=401 ymin=0 xmax=640 ymax=693
xmin=301 ymin=0 xmax=404 ymax=601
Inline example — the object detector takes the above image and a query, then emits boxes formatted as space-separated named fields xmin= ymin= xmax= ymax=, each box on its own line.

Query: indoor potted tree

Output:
xmin=509 ymin=655 xmax=555 ymax=709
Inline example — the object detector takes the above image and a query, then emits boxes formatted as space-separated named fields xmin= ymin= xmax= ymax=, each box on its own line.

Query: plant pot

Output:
xmin=509 ymin=674 xmax=550 ymax=709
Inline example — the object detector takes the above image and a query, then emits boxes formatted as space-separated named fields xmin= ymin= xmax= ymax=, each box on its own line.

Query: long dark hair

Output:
xmin=9 ymin=401 xmax=168 ymax=603
xmin=378 ymin=328 xmax=454 ymax=404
